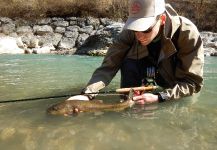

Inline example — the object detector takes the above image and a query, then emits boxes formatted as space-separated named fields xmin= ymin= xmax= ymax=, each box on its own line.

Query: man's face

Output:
xmin=134 ymin=19 xmax=161 ymax=46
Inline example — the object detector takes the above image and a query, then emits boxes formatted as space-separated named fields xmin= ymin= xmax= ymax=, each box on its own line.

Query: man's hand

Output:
xmin=67 ymin=95 xmax=89 ymax=101
xmin=133 ymin=93 xmax=158 ymax=105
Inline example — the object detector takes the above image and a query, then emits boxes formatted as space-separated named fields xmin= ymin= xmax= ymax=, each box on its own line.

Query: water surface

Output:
xmin=0 ymin=54 xmax=216 ymax=150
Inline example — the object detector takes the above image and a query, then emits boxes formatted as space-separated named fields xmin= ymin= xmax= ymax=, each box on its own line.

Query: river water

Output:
xmin=0 ymin=54 xmax=216 ymax=150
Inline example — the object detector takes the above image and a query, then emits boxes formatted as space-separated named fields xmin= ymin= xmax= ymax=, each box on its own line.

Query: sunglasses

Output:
xmin=142 ymin=16 xmax=160 ymax=34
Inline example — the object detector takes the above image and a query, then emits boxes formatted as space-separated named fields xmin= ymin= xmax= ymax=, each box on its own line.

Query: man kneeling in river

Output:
xmin=68 ymin=0 xmax=204 ymax=104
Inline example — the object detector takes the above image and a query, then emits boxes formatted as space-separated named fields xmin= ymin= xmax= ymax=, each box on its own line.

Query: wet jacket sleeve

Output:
xmin=163 ymin=18 xmax=204 ymax=100
xmin=83 ymin=30 xmax=134 ymax=93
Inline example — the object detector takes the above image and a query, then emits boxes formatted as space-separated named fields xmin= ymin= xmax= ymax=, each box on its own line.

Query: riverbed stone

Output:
xmin=55 ymin=27 xmax=66 ymax=34
xmin=201 ymin=31 xmax=217 ymax=55
xmin=87 ymin=49 xmax=107 ymax=56
xmin=77 ymin=18 xmax=86 ymax=28
xmin=16 ymin=37 xmax=26 ymax=49
xmin=64 ymin=31 xmax=78 ymax=39
xmin=77 ymin=34 xmax=111 ymax=54
xmin=52 ymin=21 xmax=69 ymax=27
xmin=16 ymin=26 xmax=33 ymax=34
xmin=33 ymin=25 xmax=53 ymax=35
xmin=29 ymin=38 xmax=39 ymax=48
xmin=52 ymin=17 xmax=64 ymax=22
xmin=37 ymin=33 xmax=62 ymax=47
xmin=0 ymin=17 xmax=13 ymax=24
xmin=2 ymin=23 xmax=16 ymax=35
xmin=104 ymin=22 xmax=124 ymax=39
xmin=210 ymin=51 xmax=217 ymax=56
xmin=15 ymin=18 xmax=35 ymax=26
xmin=212 ymin=36 xmax=217 ymax=42
xmin=32 ymin=44 xmax=55 ymax=54
xmin=86 ymin=17 xmax=100 ymax=29
xmin=69 ymin=20 xmax=77 ymax=26
xmin=58 ymin=37 xmax=76 ymax=49
xmin=95 ymin=27 xmax=110 ymax=36
xmin=79 ymin=25 xmax=94 ymax=35
xmin=206 ymin=42 xmax=217 ymax=49
xmin=19 ymin=33 xmax=35 ymax=48
xmin=77 ymin=33 xmax=89 ymax=47
xmin=8 ymin=32 xmax=18 ymax=37
xmin=65 ymin=17 xmax=77 ymax=21
xmin=0 ymin=33 xmax=5 ymax=37
xmin=100 ymin=18 xmax=114 ymax=26
xmin=66 ymin=26 xmax=80 ymax=32
xmin=51 ymin=48 xmax=77 ymax=55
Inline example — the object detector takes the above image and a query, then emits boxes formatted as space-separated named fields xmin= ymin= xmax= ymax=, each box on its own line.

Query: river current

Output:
xmin=0 ymin=54 xmax=216 ymax=150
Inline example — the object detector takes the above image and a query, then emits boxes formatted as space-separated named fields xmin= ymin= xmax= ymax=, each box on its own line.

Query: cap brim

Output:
xmin=123 ymin=17 xmax=156 ymax=31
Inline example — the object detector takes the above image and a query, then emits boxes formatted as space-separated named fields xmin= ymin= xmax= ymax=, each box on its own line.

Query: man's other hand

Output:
xmin=133 ymin=93 xmax=158 ymax=105
xmin=67 ymin=95 xmax=89 ymax=101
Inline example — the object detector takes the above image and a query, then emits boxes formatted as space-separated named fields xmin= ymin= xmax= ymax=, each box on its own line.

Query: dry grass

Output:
xmin=0 ymin=0 xmax=128 ymax=19
xmin=0 ymin=0 xmax=216 ymax=31
xmin=166 ymin=0 xmax=217 ymax=31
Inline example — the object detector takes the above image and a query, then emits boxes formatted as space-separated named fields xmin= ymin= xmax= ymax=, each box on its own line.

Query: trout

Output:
xmin=47 ymin=89 xmax=135 ymax=116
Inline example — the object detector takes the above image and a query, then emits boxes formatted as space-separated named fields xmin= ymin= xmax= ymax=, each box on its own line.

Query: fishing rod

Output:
xmin=0 ymin=90 xmax=120 ymax=104
xmin=0 ymin=86 xmax=157 ymax=104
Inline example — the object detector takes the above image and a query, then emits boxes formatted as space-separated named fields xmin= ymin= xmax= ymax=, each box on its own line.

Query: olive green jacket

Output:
xmin=84 ymin=4 xmax=204 ymax=100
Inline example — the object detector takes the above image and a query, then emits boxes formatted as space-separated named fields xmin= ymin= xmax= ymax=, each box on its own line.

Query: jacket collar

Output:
xmin=158 ymin=5 xmax=181 ymax=63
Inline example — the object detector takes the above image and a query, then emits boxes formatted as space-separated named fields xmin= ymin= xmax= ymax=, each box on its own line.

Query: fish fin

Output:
xmin=66 ymin=107 xmax=80 ymax=116
xmin=73 ymin=108 xmax=79 ymax=113
xmin=128 ymin=88 xmax=134 ymax=100
xmin=128 ymin=89 xmax=135 ymax=107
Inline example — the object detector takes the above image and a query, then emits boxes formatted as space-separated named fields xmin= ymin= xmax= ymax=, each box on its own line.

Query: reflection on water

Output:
xmin=0 ymin=55 xmax=216 ymax=150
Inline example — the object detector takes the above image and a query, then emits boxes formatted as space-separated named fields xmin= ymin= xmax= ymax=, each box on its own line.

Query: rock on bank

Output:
xmin=0 ymin=17 xmax=216 ymax=56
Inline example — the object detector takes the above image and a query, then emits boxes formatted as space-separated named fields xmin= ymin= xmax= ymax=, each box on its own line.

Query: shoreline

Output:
xmin=0 ymin=16 xmax=216 ymax=56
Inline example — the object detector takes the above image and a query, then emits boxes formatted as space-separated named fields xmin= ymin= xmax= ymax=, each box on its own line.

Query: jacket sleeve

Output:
xmin=164 ymin=17 xmax=204 ymax=100
xmin=83 ymin=30 xmax=134 ymax=93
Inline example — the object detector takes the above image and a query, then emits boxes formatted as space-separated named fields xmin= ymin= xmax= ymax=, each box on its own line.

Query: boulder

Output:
xmin=86 ymin=17 xmax=100 ymax=29
xmin=36 ymin=33 xmax=62 ymax=47
xmin=16 ymin=26 xmax=33 ymax=34
xmin=0 ymin=17 xmax=13 ymax=24
xmin=77 ymin=18 xmax=86 ymax=28
xmin=77 ymin=33 xmax=89 ymax=47
xmin=79 ymin=25 xmax=94 ymax=35
xmin=58 ymin=37 xmax=76 ymax=49
xmin=55 ymin=27 xmax=66 ymax=34
xmin=66 ymin=25 xmax=80 ymax=32
xmin=211 ymin=53 xmax=217 ymax=56
xmin=32 ymin=44 xmax=55 ymax=54
xmin=33 ymin=25 xmax=53 ymax=35
xmin=64 ymin=31 xmax=79 ymax=38
xmin=2 ymin=23 xmax=16 ymax=35
xmin=52 ymin=21 xmax=69 ymax=27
